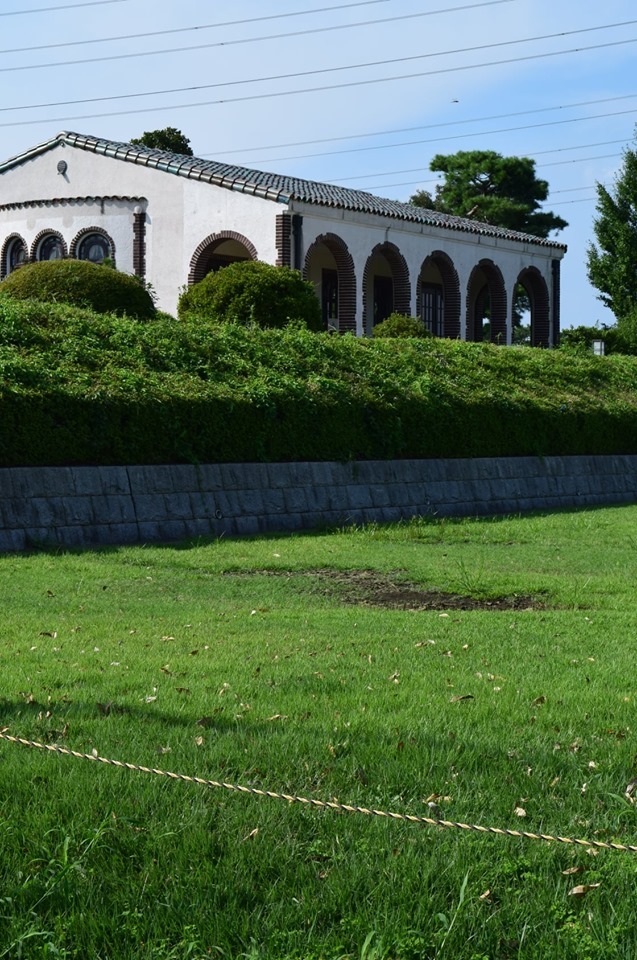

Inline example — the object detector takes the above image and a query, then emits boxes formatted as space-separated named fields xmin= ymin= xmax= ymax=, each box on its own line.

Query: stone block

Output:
xmin=0 ymin=528 xmax=26 ymax=552
xmin=128 ymin=466 xmax=176 ymax=495
xmin=163 ymin=492 xmax=194 ymax=520
xmin=90 ymin=495 xmax=136 ymax=524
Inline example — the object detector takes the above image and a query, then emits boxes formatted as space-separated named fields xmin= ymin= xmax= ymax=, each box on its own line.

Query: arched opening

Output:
xmin=32 ymin=231 xmax=66 ymax=262
xmin=466 ymin=260 xmax=507 ymax=344
xmin=71 ymin=227 xmax=115 ymax=266
xmin=188 ymin=231 xmax=258 ymax=285
xmin=362 ymin=242 xmax=410 ymax=335
xmin=303 ymin=232 xmax=356 ymax=333
xmin=417 ymin=251 xmax=461 ymax=338
xmin=1 ymin=234 xmax=28 ymax=279
xmin=516 ymin=266 xmax=551 ymax=347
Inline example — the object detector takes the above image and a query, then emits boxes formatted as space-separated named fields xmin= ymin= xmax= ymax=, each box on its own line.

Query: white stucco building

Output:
xmin=0 ymin=131 xmax=566 ymax=345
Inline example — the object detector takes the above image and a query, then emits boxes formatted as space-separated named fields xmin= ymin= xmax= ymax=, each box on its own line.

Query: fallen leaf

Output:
xmin=160 ymin=665 xmax=172 ymax=675
xmin=242 ymin=827 xmax=259 ymax=841
xmin=389 ymin=671 xmax=400 ymax=683
xmin=157 ymin=745 xmax=171 ymax=755
xmin=568 ymin=883 xmax=600 ymax=898
xmin=450 ymin=694 xmax=474 ymax=703
xmin=145 ymin=695 xmax=157 ymax=703
xmin=514 ymin=806 xmax=527 ymax=818
xmin=479 ymin=889 xmax=493 ymax=902
xmin=439 ymin=613 xmax=450 ymax=618
xmin=189 ymin=649 xmax=199 ymax=656
xmin=267 ymin=714 xmax=288 ymax=721
xmin=562 ymin=866 xmax=585 ymax=876
xmin=194 ymin=736 xmax=204 ymax=746
xmin=532 ymin=695 xmax=546 ymax=706
xmin=625 ymin=777 xmax=637 ymax=802
xmin=39 ymin=631 xmax=57 ymax=638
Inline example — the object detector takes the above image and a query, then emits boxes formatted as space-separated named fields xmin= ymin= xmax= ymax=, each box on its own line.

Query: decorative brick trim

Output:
xmin=30 ymin=229 xmax=67 ymax=261
xmin=0 ymin=195 xmax=145 ymax=213
xmin=0 ymin=233 xmax=28 ymax=280
xmin=416 ymin=250 xmax=461 ymax=339
xmin=303 ymin=232 xmax=357 ymax=333
xmin=275 ymin=213 xmax=292 ymax=267
xmin=69 ymin=226 xmax=116 ymax=267
xmin=552 ymin=259 xmax=561 ymax=347
xmin=517 ymin=266 xmax=550 ymax=348
xmin=466 ymin=259 xmax=507 ymax=344
xmin=362 ymin=241 xmax=411 ymax=332
xmin=133 ymin=209 xmax=146 ymax=279
xmin=188 ymin=230 xmax=258 ymax=285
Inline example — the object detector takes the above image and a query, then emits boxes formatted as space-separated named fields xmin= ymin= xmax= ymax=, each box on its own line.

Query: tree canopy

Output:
xmin=130 ymin=127 xmax=193 ymax=156
xmin=587 ymin=139 xmax=637 ymax=322
xmin=410 ymin=150 xmax=567 ymax=238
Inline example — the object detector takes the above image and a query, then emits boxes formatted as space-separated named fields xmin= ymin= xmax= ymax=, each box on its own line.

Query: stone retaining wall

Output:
xmin=1 ymin=455 xmax=636 ymax=552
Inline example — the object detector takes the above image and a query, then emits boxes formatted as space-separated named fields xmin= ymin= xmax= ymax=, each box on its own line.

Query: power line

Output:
xmin=0 ymin=0 xmax=512 ymax=57
xmin=0 ymin=0 xmax=127 ymax=15
xmin=207 ymin=100 xmax=637 ymax=160
xmin=2 ymin=15 xmax=635 ymax=73
xmin=1 ymin=39 xmax=637 ymax=132
xmin=250 ymin=107 xmax=637 ymax=166
xmin=332 ymin=151 xmax=625 ymax=191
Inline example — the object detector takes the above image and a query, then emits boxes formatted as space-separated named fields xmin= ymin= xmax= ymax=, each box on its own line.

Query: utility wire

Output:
xmin=1 ymin=38 xmax=637 ymax=131
xmin=0 ymin=0 xmax=513 ymax=56
xmin=249 ymin=106 xmax=637 ymax=166
xmin=0 ymin=0 xmax=127 ymax=15
xmin=2 ymin=15 xmax=635 ymax=73
xmin=207 ymin=97 xmax=637 ymax=159
xmin=333 ymin=151 xmax=625 ymax=187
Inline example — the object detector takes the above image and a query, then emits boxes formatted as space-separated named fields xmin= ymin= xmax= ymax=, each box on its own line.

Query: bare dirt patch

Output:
xmin=248 ymin=568 xmax=546 ymax=612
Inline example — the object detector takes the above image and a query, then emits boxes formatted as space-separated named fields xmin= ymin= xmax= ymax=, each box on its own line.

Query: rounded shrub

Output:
xmin=0 ymin=260 xmax=156 ymax=320
xmin=177 ymin=260 xmax=323 ymax=331
xmin=373 ymin=312 xmax=430 ymax=338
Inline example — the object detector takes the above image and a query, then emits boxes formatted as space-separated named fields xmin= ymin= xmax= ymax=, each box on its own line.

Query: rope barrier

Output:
xmin=2 ymin=731 xmax=636 ymax=853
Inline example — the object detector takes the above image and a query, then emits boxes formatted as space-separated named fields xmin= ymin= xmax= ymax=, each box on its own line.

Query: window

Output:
xmin=77 ymin=232 xmax=112 ymax=264
xmin=37 ymin=234 xmax=65 ymax=261
xmin=421 ymin=283 xmax=444 ymax=337
xmin=7 ymin=238 xmax=27 ymax=274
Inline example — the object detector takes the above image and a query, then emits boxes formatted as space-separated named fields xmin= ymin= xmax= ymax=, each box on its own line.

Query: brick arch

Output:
xmin=30 ymin=229 xmax=67 ymax=262
xmin=69 ymin=226 xmax=116 ymax=266
xmin=188 ymin=230 xmax=258 ymax=285
xmin=516 ymin=266 xmax=550 ymax=347
xmin=1 ymin=233 xmax=28 ymax=280
xmin=466 ymin=259 xmax=507 ymax=344
xmin=362 ymin=241 xmax=411 ymax=333
xmin=416 ymin=250 xmax=461 ymax=338
xmin=303 ymin=231 xmax=357 ymax=333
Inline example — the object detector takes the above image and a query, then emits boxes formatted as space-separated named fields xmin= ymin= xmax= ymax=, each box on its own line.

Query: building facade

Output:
xmin=0 ymin=131 xmax=566 ymax=345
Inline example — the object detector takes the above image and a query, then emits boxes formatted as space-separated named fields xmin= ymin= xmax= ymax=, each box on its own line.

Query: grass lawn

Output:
xmin=2 ymin=506 xmax=637 ymax=959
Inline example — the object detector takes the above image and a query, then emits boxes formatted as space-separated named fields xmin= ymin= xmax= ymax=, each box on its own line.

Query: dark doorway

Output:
xmin=322 ymin=268 xmax=338 ymax=329
xmin=374 ymin=275 xmax=394 ymax=326
xmin=421 ymin=283 xmax=444 ymax=336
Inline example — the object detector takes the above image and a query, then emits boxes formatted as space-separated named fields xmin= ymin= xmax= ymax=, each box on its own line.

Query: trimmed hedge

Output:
xmin=0 ymin=260 xmax=156 ymax=320
xmin=1 ymin=298 xmax=637 ymax=466
xmin=177 ymin=260 xmax=323 ymax=330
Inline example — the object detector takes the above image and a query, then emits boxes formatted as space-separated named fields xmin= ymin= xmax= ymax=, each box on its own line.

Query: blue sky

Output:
xmin=1 ymin=0 xmax=636 ymax=329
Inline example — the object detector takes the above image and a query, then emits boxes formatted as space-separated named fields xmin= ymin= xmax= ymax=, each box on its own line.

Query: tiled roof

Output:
xmin=1 ymin=131 xmax=567 ymax=250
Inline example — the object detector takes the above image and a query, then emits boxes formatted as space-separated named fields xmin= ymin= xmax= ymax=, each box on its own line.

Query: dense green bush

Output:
xmin=0 ymin=260 xmax=156 ymax=320
xmin=177 ymin=261 xmax=323 ymax=330
xmin=373 ymin=312 xmax=429 ymax=338
xmin=2 ymin=297 xmax=637 ymax=466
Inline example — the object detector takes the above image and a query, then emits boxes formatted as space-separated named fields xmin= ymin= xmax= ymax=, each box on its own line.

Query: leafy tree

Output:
xmin=587 ymin=140 xmax=637 ymax=321
xmin=130 ymin=127 xmax=193 ymax=156
xmin=410 ymin=150 xmax=567 ymax=238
